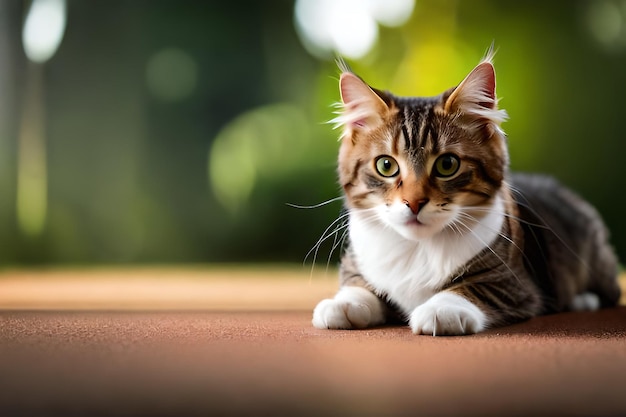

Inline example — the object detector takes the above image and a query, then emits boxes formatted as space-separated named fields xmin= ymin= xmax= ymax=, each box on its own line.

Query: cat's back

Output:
xmin=509 ymin=173 xmax=608 ymax=244
xmin=508 ymin=172 xmax=620 ymax=310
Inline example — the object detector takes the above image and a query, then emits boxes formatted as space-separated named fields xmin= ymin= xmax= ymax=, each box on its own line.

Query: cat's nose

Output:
xmin=404 ymin=199 xmax=429 ymax=215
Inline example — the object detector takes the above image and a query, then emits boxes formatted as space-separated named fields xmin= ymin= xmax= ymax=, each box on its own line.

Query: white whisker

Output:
xmin=457 ymin=210 xmax=538 ymax=277
xmin=305 ymin=212 xmax=350 ymax=267
xmin=286 ymin=196 xmax=344 ymax=210
xmin=303 ymin=205 xmax=381 ymax=280
xmin=326 ymin=223 xmax=350 ymax=272
xmin=468 ymin=206 xmax=551 ymax=230
xmin=452 ymin=215 xmax=522 ymax=285
xmin=506 ymin=183 xmax=592 ymax=274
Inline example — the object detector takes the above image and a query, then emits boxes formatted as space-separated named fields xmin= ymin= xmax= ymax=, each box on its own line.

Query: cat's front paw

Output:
xmin=409 ymin=292 xmax=486 ymax=336
xmin=312 ymin=286 xmax=385 ymax=330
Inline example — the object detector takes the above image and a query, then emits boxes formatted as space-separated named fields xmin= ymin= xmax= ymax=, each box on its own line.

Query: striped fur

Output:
xmin=312 ymin=56 xmax=621 ymax=335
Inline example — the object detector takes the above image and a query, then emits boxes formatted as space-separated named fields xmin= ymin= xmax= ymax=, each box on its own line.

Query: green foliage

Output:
xmin=1 ymin=0 xmax=625 ymax=265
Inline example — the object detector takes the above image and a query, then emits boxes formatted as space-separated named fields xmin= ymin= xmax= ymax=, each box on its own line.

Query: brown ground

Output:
xmin=1 ymin=266 xmax=626 ymax=417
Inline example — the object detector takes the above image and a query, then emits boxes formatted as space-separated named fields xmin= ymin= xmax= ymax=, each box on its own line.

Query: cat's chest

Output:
xmin=348 ymin=215 xmax=490 ymax=314
xmin=349 ymin=222 xmax=445 ymax=313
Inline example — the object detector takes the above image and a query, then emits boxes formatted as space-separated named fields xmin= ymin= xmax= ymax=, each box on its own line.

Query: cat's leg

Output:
xmin=312 ymin=286 xmax=387 ymax=329
xmin=313 ymin=246 xmax=388 ymax=330
xmin=409 ymin=291 xmax=487 ymax=336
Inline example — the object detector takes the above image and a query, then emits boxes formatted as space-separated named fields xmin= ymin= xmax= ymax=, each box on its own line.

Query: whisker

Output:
xmin=304 ymin=206 xmax=380 ymax=279
xmin=326 ymin=222 xmax=350 ymax=272
xmin=446 ymin=220 xmax=464 ymax=237
xmin=286 ymin=194 xmax=346 ymax=279
xmin=457 ymin=212 xmax=511 ymax=247
xmin=457 ymin=210 xmax=538 ymax=279
xmin=506 ymin=183 xmax=592 ymax=274
xmin=467 ymin=206 xmax=551 ymax=230
xmin=286 ymin=196 xmax=344 ymax=210
xmin=304 ymin=212 xmax=350 ymax=270
xmin=453 ymin=216 xmax=522 ymax=285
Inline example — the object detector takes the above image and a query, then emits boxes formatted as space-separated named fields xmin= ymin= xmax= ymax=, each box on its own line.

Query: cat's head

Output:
xmin=334 ymin=55 xmax=509 ymax=241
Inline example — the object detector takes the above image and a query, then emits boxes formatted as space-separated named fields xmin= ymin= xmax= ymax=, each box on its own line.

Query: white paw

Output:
xmin=569 ymin=292 xmax=600 ymax=311
xmin=312 ymin=286 xmax=385 ymax=329
xmin=409 ymin=292 xmax=486 ymax=336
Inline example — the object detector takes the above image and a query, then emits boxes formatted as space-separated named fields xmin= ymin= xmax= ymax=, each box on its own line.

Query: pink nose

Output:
xmin=403 ymin=199 xmax=429 ymax=215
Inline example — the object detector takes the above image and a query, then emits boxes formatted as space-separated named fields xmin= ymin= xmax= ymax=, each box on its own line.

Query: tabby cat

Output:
xmin=312 ymin=51 xmax=621 ymax=335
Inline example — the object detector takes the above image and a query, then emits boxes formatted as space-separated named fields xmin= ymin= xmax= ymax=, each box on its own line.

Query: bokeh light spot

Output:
xmin=209 ymin=104 xmax=311 ymax=213
xmin=328 ymin=1 xmax=378 ymax=59
xmin=366 ymin=0 xmax=415 ymax=27
xmin=146 ymin=48 xmax=198 ymax=102
xmin=586 ymin=1 xmax=624 ymax=46
xmin=22 ymin=0 xmax=67 ymax=63
xmin=294 ymin=0 xmax=415 ymax=60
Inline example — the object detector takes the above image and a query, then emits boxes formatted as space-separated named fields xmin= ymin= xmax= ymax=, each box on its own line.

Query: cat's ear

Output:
xmin=333 ymin=72 xmax=390 ymax=135
xmin=443 ymin=61 xmax=507 ymax=126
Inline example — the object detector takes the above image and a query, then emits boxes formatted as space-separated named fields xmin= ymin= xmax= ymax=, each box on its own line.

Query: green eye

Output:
xmin=375 ymin=156 xmax=399 ymax=177
xmin=434 ymin=154 xmax=460 ymax=178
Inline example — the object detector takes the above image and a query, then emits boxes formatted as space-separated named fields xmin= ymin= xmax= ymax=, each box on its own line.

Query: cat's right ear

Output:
xmin=334 ymin=72 xmax=389 ymax=137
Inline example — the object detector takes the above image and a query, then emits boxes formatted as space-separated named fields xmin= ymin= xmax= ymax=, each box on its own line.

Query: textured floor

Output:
xmin=1 ymin=267 xmax=626 ymax=416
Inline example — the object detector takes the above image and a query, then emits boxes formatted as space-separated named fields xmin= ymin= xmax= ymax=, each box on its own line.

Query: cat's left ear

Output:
xmin=443 ymin=61 xmax=507 ymax=126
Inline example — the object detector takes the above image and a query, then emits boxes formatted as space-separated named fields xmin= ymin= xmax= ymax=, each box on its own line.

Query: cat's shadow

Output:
xmin=371 ymin=306 xmax=626 ymax=338
xmin=476 ymin=306 xmax=626 ymax=338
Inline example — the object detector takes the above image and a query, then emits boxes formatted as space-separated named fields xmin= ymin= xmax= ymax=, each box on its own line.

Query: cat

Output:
xmin=312 ymin=50 xmax=621 ymax=336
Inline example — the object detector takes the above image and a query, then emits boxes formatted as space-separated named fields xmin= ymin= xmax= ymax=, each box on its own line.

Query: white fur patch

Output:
xmin=348 ymin=195 xmax=505 ymax=316
xmin=569 ymin=292 xmax=601 ymax=312
xmin=312 ymin=286 xmax=386 ymax=329
xmin=409 ymin=291 xmax=486 ymax=336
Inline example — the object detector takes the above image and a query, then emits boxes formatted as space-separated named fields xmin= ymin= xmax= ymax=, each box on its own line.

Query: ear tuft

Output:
xmin=444 ymin=60 xmax=508 ymax=126
xmin=331 ymin=72 xmax=389 ymax=137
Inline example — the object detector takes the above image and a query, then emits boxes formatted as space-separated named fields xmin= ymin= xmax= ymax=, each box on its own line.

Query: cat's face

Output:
xmin=335 ymin=60 xmax=509 ymax=241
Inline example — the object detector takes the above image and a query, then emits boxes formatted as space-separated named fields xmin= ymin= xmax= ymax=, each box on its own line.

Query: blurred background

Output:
xmin=0 ymin=0 xmax=625 ymax=267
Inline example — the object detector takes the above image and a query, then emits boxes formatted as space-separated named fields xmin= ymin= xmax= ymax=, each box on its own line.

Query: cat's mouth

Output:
xmin=405 ymin=217 xmax=424 ymax=227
